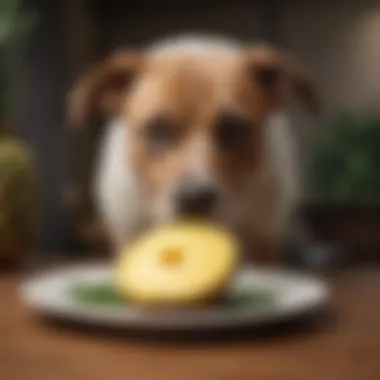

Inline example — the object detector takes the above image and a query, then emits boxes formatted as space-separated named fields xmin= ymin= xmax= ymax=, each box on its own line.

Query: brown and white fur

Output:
xmin=69 ymin=35 xmax=319 ymax=264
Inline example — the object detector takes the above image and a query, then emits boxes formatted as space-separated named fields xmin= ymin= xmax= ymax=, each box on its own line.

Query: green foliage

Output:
xmin=0 ymin=136 xmax=38 ymax=258
xmin=0 ymin=2 xmax=38 ymax=260
xmin=310 ymin=113 xmax=380 ymax=202
xmin=0 ymin=0 xmax=37 ymax=125
xmin=0 ymin=0 xmax=37 ymax=44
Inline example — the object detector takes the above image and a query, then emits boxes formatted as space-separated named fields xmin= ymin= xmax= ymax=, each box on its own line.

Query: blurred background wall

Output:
xmin=283 ymin=1 xmax=380 ymax=113
xmin=10 ymin=0 xmax=380 ymax=252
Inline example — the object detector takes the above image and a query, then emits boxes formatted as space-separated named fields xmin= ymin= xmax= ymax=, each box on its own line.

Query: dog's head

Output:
xmin=69 ymin=40 xmax=319 ymax=224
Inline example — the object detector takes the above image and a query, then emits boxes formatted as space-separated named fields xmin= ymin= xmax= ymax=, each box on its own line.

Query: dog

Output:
xmin=69 ymin=35 xmax=319 ymax=264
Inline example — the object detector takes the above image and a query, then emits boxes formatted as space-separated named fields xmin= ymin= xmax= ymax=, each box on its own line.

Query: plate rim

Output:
xmin=20 ymin=263 xmax=329 ymax=330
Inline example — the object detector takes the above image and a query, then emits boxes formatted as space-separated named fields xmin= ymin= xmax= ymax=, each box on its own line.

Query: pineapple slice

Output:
xmin=115 ymin=221 xmax=239 ymax=307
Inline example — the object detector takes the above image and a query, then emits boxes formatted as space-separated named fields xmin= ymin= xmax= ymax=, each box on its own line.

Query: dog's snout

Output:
xmin=175 ymin=181 xmax=218 ymax=215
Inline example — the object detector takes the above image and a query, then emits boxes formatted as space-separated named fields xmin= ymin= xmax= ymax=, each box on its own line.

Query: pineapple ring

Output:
xmin=115 ymin=221 xmax=239 ymax=307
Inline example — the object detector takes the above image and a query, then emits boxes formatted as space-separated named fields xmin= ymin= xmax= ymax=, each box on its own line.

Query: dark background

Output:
xmin=11 ymin=0 xmax=380 ymax=253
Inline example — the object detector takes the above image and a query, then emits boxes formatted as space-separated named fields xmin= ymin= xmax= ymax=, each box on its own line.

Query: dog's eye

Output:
xmin=142 ymin=115 xmax=179 ymax=150
xmin=215 ymin=113 xmax=253 ymax=150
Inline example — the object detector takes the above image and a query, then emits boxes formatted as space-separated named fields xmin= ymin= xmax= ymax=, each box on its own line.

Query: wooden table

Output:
xmin=1 ymin=266 xmax=380 ymax=380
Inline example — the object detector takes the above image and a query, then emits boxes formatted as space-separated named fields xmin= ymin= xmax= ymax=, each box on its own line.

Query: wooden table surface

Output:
xmin=1 ymin=266 xmax=380 ymax=380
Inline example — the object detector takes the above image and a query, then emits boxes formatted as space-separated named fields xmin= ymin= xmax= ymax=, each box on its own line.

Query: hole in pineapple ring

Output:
xmin=160 ymin=246 xmax=183 ymax=267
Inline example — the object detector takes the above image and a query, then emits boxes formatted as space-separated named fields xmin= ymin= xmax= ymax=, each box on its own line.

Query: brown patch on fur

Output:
xmin=68 ymin=44 xmax=319 ymax=202
xmin=122 ymin=52 xmax=265 ymax=199
xmin=244 ymin=44 xmax=320 ymax=114
xmin=68 ymin=51 xmax=144 ymax=128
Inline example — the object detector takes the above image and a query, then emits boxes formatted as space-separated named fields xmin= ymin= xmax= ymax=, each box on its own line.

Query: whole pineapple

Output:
xmin=0 ymin=136 xmax=37 ymax=261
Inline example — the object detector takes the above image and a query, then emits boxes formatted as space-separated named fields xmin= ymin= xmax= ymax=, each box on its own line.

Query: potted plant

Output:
xmin=306 ymin=112 xmax=380 ymax=264
xmin=0 ymin=0 xmax=38 ymax=264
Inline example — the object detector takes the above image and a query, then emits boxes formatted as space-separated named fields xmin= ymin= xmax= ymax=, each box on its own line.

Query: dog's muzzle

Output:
xmin=173 ymin=179 xmax=219 ymax=217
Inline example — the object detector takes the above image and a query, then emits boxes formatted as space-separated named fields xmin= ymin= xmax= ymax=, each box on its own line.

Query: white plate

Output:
xmin=20 ymin=264 xmax=329 ymax=331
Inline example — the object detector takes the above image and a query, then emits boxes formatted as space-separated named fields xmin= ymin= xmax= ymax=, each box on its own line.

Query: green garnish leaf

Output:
xmin=71 ymin=281 xmax=125 ymax=306
xmin=70 ymin=280 xmax=275 ymax=311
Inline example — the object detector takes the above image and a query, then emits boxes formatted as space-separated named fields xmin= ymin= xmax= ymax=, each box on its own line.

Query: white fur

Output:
xmin=93 ymin=36 xmax=301 ymax=252
xmin=93 ymin=119 xmax=149 ymax=249
xmin=147 ymin=34 xmax=244 ymax=56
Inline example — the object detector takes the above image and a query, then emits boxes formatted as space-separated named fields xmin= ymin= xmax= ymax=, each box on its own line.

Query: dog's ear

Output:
xmin=68 ymin=51 xmax=145 ymax=128
xmin=245 ymin=44 xmax=320 ymax=114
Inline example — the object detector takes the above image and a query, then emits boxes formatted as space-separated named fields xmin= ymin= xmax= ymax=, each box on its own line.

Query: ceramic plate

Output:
xmin=20 ymin=264 xmax=329 ymax=331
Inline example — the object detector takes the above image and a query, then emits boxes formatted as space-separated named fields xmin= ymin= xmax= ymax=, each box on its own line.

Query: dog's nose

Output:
xmin=175 ymin=181 xmax=218 ymax=215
